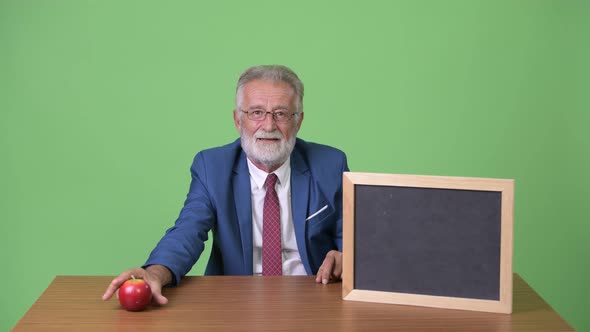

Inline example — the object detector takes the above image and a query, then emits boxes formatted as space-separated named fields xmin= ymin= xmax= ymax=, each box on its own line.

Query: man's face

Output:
xmin=234 ymin=79 xmax=304 ymax=172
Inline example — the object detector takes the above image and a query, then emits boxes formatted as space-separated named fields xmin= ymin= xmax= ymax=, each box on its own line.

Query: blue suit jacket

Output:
xmin=144 ymin=138 xmax=349 ymax=285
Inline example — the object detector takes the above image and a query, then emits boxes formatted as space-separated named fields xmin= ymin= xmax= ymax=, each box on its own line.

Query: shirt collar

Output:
xmin=247 ymin=157 xmax=291 ymax=190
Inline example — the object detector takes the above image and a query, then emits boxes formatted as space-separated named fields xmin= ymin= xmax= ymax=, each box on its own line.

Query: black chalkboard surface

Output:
xmin=342 ymin=173 xmax=514 ymax=314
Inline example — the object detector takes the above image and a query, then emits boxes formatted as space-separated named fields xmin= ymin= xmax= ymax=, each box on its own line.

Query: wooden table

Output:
xmin=12 ymin=274 xmax=574 ymax=331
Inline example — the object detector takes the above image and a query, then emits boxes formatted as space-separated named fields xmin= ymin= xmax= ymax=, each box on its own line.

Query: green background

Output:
xmin=1 ymin=1 xmax=588 ymax=330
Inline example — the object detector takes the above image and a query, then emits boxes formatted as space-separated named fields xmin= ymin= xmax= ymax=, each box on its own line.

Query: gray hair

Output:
xmin=235 ymin=65 xmax=304 ymax=115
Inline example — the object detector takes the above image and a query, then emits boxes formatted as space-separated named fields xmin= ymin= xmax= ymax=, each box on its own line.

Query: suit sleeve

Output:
xmin=143 ymin=152 xmax=215 ymax=285
xmin=335 ymin=152 xmax=350 ymax=251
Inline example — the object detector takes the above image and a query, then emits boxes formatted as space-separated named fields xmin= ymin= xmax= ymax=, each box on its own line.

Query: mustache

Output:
xmin=254 ymin=131 xmax=282 ymax=140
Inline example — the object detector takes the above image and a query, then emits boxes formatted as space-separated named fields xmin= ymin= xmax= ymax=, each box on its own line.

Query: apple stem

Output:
xmin=131 ymin=275 xmax=136 ymax=280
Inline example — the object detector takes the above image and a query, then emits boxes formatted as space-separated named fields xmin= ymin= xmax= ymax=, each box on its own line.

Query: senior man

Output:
xmin=103 ymin=65 xmax=349 ymax=305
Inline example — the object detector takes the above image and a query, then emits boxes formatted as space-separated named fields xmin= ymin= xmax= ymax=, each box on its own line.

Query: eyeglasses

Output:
xmin=241 ymin=109 xmax=300 ymax=123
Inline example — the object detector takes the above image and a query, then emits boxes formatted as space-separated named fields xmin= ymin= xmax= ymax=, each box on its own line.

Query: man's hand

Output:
xmin=102 ymin=265 xmax=172 ymax=305
xmin=315 ymin=250 xmax=342 ymax=284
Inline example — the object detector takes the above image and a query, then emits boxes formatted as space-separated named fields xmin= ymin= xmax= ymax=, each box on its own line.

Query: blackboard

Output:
xmin=342 ymin=173 xmax=514 ymax=314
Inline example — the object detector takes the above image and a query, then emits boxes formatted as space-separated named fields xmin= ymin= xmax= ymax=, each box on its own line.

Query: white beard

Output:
xmin=240 ymin=128 xmax=296 ymax=170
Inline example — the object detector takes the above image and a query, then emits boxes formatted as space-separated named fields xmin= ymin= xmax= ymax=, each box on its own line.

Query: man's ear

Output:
xmin=295 ymin=112 xmax=304 ymax=132
xmin=233 ymin=109 xmax=241 ymax=132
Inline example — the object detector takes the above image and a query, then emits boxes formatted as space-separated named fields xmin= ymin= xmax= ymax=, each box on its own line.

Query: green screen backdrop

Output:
xmin=1 ymin=1 xmax=588 ymax=330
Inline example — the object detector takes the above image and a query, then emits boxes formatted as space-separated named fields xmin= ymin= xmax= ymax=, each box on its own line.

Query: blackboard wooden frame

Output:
xmin=342 ymin=172 xmax=514 ymax=314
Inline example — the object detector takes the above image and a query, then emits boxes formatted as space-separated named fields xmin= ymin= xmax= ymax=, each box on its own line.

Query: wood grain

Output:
xmin=12 ymin=274 xmax=573 ymax=331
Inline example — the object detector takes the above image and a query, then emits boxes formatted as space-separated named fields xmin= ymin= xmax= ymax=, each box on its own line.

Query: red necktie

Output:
xmin=263 ymin=173 xmax=282 ymax=276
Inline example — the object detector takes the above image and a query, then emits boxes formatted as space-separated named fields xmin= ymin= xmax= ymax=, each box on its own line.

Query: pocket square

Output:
xmin=306 ymin=205 xmax=328 ymax=221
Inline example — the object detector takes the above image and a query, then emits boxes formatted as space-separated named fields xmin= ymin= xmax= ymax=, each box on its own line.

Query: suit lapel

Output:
xmin=233 ymin=150 xmax=253 ymax=275
xmin=290 ymin=146 xmax=312 ymax=274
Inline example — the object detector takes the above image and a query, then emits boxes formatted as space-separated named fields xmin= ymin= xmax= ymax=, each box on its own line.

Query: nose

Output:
xmin=261 ymin=112 xmax=278 ymax=131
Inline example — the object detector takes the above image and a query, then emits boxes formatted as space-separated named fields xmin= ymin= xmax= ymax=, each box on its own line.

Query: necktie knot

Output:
xmin=264 ymin=173 xmax=278 ymax=190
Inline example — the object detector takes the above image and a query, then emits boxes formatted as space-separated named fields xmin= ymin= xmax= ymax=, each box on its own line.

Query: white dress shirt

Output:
xmin=247 ymin=157 xmax=307 ymax=275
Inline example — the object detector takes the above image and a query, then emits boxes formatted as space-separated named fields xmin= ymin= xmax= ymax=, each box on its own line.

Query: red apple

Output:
xmin=118 ymin=276 xmax=152 ymax=311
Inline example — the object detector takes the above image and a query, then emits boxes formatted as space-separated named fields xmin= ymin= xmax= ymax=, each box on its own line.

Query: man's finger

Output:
xmin=332 ymin=262 xmax=342 ymax=280
xmin=331 ymin=251 xmax=343 ymax=280
xmin=102 ymin=268 xmax=144 ymax=301
xmin=102 ymin=273 xmax=130 ymax=300
xmin=102 ymin=282 xmax=117 ymax=301
xmin=150 ymin=286 xmax=169 ymax=305
xmin=140 ymin=275 xmax=167 ymax=305
xmin=315 ymin=265 xmax=324 ymax=283
xmin=318 ymin=253 xmax=335 ymax=284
